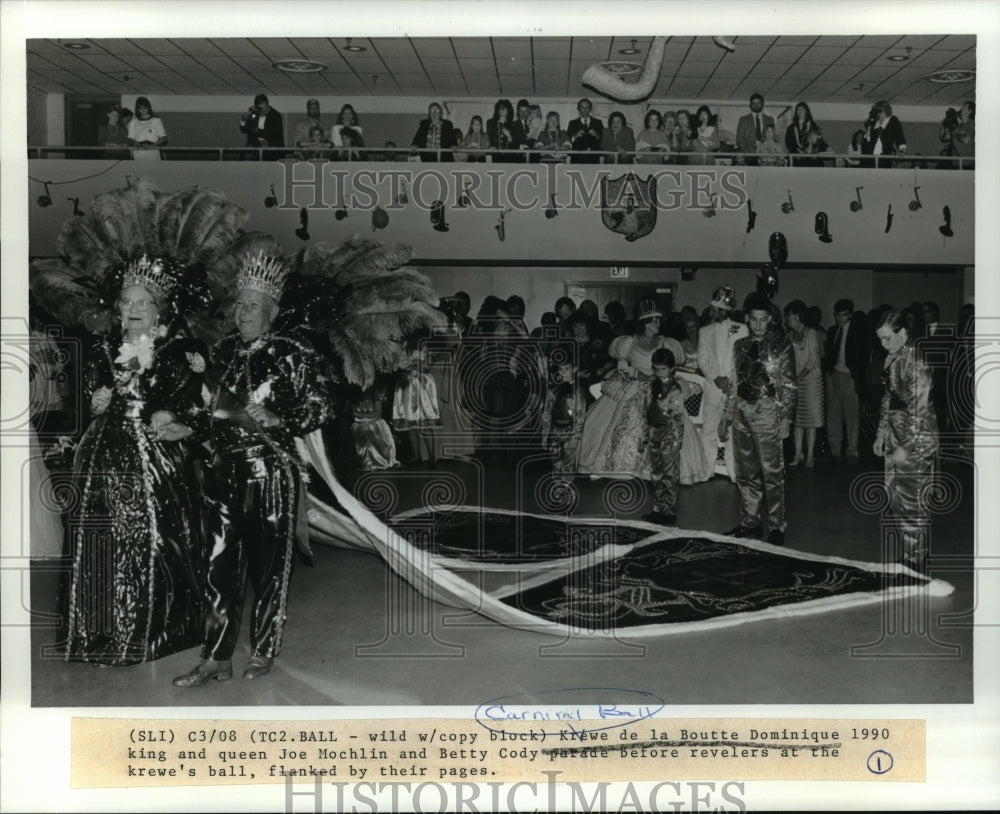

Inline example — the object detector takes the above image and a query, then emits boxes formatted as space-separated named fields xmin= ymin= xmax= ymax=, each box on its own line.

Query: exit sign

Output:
xmin=610 ymin=266 xmax=630 ymax=279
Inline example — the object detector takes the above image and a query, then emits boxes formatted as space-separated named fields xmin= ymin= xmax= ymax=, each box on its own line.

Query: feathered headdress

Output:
xmin=273 ymin=235 xmax=441 ymax=389
xmin=30 ymin=177 xmax=248 ymax=334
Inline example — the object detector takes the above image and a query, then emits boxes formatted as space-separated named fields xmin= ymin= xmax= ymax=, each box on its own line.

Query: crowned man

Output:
xmin=719 ymin=292 xmax=796 ymax=546
xmin=174 ymin=252 xmax=331 ymax=686
xmin=697 ymin=286 xmax=748 ymax=480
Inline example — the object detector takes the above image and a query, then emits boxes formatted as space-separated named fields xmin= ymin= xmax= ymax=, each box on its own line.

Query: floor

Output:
xmin=30 ymin=450 xmax=974 ymax=708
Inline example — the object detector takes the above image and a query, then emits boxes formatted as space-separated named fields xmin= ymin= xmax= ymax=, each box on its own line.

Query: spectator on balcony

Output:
xmin=692 ymin=105 xmax=721 ymax=164
xmin=567 ymin=98 xmax=604 ymax=164
xmin=411 ymin=101 xmax=458 ymax=162
xmin=294 ymin=99 xmax=327 ymax=158
xmin=736 ymin=93 xmax=774 ymax=165
xmin=331 ymin=104 xmax=364 ymax=150
xmin=636 ymin=109 xmax=669 ymax=163
xmin=118 ymin=107 xmax=133 ymax=130
xmin=661 ymin=110 xmax=679 ymax=163
xmin=861 ymin=100 xmax=907 ymax=165
xmin=600 ymin=111 xmax=636 ymax=164
xmin=487 ymin=98 xmax=518 ymax=163
xmin=940 ymin=101 xmax=975 ymax=163
xmin=337 ymin=127 xmax=363 ymax=161
xmin=672 ymin=109 xmax=697 ymax=164
xmin=301 ymin=125 xmax=333 ymax=160
xmin=127 ymin=97 xmax=167 ymax=162
xmin=536 ymin=111 xmax=572 ymax=162
xmin=839 ymin=129 xmax=865 ymax=167
xmin=97 ymin=104 xmax=129 ymax=159
xmin=240 ymin=93 xmax=284 ymax=157
xmin=511 ymin=98 xmax=537 ymax=152
xmin=757 ymin=122 xmax=787 ymax=166
xmin=527 ymin=105 xmax=544 ymax=142
xmin=456 ymin=115 xmax=488 ymax=162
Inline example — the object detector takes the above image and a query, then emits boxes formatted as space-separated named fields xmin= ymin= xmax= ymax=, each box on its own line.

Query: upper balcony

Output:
xmin=27 ymin=148 xmax=975 ymax=268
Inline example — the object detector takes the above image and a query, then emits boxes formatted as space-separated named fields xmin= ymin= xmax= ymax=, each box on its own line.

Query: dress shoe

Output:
xmin=724 ymin=525 xmax=762 ymax=539
xmin=766 ymin=529 xmax=785 ymax=546
xmin=172 ymin=659 xmax=233 ymax=688
xmin=243 ymin=655 xmax=273 ymax=680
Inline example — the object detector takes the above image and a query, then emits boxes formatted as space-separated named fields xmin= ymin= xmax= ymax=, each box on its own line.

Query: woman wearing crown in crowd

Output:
xmin=874 ymin=309 xmax=939 ymax=574
xmin=578 ymin=300 xmax=671 ymax=479
xmin=174 ymin=250 xmax=333 ymax=686
xmin=58 ymin=255 xmax=211 ymax=666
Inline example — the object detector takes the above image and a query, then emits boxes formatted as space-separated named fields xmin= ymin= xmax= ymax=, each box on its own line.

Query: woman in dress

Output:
xmin=487 ymin=98 xmax=518 ymax=163
xmin=694 ymin=105 xmax=721 ymax=163
xmin=635 ymin=109 xmax=668 ymax=163
xmin=64 ymin=256 xmax=209 ymax=665
xmin=785 ymin=102 xmax=829 ymax=166
xmin=332 ymin=104 xmax=364 ymax=150
xmin=673 ymin=109 xmax=697 ymax=164
xmin=127 ymin=96 xmax=167 ymax=161
xmin=459 ymin=115 xmax=488 ymax=162
xmin=874 ymin=309 xmax=939 ymax=573
xmin=784 ymin=300 xmax=824 ymax=467
xmin=600 ymin=111 xmax=636 ymax=164
xmin=578 ymin=301 xmax=669 ymax=479
xmin=536 ymin=111 xmax=572 ymax=162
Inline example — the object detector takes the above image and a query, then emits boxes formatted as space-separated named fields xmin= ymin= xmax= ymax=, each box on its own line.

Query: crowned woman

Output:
xmin=30 ymin=179 xmax=248 ymax=665
xmin=61 ymin=257 xmax=211 ymax=665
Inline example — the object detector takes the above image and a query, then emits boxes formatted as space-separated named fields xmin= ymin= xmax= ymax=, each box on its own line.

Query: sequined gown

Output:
xmin=64 ymin=329 xmax=209 ymax=665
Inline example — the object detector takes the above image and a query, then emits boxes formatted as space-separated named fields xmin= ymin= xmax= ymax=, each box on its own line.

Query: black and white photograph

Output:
xmin=2 ymin=1 xmax=999 ymax=811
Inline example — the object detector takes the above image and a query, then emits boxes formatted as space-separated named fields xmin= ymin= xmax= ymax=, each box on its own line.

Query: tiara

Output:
xmin=637 ymin=299 xmax=661 ymax=319
xmin=711 ymin=286 xmax=735 ymax=308
xmin=121 ymin=254 xmax=175 ymax=301
xmin=236 ymin=251 xmax=288 ymax=301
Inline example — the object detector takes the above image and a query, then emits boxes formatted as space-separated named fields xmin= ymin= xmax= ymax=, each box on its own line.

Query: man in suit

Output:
xmin=736 ymin=93 xmax=774 ymax=164
xmin=823 ymin=299 xmax=868 ymax=464
xmin=567 ymin=98 xmax=604 ymax=164
xmin=861 ymin=100 xmax=907 ymax=160
xmin=411 ymin=101 xmax=458 ymax=162
xmin=240 ymin=93 xmax=285 ymax=158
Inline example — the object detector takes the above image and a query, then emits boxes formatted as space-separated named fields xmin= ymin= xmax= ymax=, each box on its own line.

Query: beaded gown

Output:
xmin=64 ymin=325 xmax=208 ymax=665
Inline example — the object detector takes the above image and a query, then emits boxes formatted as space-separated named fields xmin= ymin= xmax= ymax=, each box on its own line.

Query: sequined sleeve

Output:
xmin=144 ymin=337 xmax=210 ymax=429
xmin=82 ymin=335 xmax=114 ymax=404
xmin=772 ymin=335 xmax=797 ymax=424
xmin=894 ymin=345 xmax=939 ymax=458
xmin=539 ymin=387 xmax=555 ymax=442
xmin=266 ymin=339 xmax=332 ymax=436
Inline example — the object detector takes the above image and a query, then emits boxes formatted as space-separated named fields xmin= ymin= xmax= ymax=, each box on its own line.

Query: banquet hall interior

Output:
xmin=21 ymin=34 xmax=978 ymax=707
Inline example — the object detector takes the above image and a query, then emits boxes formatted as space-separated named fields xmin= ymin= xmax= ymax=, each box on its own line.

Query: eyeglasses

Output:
xmin=119 ymin=298 xmax=156 ymax=311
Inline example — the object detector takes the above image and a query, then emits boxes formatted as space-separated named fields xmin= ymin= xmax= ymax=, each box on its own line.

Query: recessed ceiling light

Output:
xmin=273 ymin=59 xmax=327 ymax=73
xmin=63 ymin=41 xmax=90 ymax=50
xmin=343 ymin=38 xmax=366 ymax=53
xmin=927 ymin=69 xmax=975 ymax=83
xmin=618 ymin=39 xmax=641 ymax=55
xmin=886 ymin=54 xmax=909 ymax=62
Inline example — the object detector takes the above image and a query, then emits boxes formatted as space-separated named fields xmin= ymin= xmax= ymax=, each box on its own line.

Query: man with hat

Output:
xmin=697 ymin=286 xmax=748 ymax=481
xmin=174 ymin=252 xmax=331 ymax=686
xmin=719 ymin=292 xmax=797 ymax=545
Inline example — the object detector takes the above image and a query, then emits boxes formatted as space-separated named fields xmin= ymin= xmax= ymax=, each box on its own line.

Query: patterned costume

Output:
xmin=878 ymin=343 xmax=938 ymax=566
xmin=726 ymin=330 xmax=796 ymax=535
xmin=64 ymin=325 xmax=209 ymax=664
xmin=202 ymin=330 xmax=331 ymax=662
xmin=697 ymin=299 xmax=748 ymax=479
xmin=541 ymin=376 xmax=594 ymax=475
xmin=646 ymin=378 xmax=685 ymax=517
xmin=352 ymin=390 xmax=397 ymax=470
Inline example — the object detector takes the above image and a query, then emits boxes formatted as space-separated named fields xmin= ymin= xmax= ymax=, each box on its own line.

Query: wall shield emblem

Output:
xmin=601 ymin=172 xmax=657 ymax=242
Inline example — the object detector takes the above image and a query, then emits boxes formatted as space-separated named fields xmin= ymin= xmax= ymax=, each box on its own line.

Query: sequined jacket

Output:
xmin=726 ymin=330 xmax=797 ymax=424
xmin=879 ymin=343 xmax=938 ymax=459
xmin=209 ymin=331 xmax=332 ymax=456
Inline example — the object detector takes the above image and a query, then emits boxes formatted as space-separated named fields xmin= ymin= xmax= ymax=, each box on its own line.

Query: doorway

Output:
xmin=65 ymin=96 xmax=120 ymax=158
xmin=565 ymin=281 xmax=674 ymax=323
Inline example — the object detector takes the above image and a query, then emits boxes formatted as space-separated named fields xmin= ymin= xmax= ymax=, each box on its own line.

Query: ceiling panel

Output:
xmin=685 ymin=43 xmax=723 ymax=62
xmin=213 ymin=39 xmax=264 ymax=57
xmin=369 ymin=38 xmax=417 ymax=57
xmin=762 ymin=44 xmax=810 ymax=63
xmin=798 ymin=45 xmax=851 ymax=64
xmin=174 ymin=39 xmax=223 ymax=56
xmin=410 ymin=38 xmax=454 ymax=58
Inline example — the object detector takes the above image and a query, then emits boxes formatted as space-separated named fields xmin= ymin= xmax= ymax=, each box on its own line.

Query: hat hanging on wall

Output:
xmin=295 ymin=207 xmax=310 ymax=241
xmin=430 ymin=200 xmax=449 ymax=232
xmin=815 ymin=211 xmax=832 ymax=243
xmin=939 ymin=205 xmax=953 ymax=238
xmin=371 ymin=206 xmax=389 ymax=231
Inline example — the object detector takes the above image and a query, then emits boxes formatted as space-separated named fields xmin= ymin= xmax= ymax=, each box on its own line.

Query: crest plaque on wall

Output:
xmin=601 ymin=172 xmax=657 ymax=242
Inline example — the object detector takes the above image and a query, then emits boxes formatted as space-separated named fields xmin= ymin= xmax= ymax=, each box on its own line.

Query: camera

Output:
xmin=941 ymin=107 xmax=960 ymax=131
xmin=865 ymin=104 xmax=879 ymax=127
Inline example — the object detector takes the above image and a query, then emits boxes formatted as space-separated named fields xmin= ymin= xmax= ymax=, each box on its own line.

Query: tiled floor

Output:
xmin=30 ymin=452 xmax=974 ymax=708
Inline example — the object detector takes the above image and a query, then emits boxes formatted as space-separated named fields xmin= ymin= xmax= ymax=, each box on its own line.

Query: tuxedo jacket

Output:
xmin=862 ymin=116 xmax=907 ymax=155
xmin=567 ymin=116 xmax=604 ymax=152
xmin=411 ymin=118 xmax=458 ymax=161
xmin=240 ymin=108 xmax=284 ymax=148
xmin=736 ymin=112 xmax=775 ymax=154
xmin=823 ymin=313 xmax=869 ymax=387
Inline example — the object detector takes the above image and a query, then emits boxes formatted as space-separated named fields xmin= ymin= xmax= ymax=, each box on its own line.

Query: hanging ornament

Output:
xmin=884 ymin=204 xmax=893 ymax=234
xmin=37 ymin=181 xmax=53 ymax=208
xmin=495 ymin=210 xmax=508 ymax=241
xmin=371 ymin=206 xmax=389 ymax=231
xmin=815 ymin=212 xmax=832 ymax=243
xmin=939 ymin=205 xmax=953 ymax=238
xmin=545 ymin=194 xmax=559 ymax=220
xmin=335 ymin=203 xmax=349 ymax=221
xmin=745 ymin=199 xmax=757 ymax=233
xmin=68 ymin=197 xmax=83 ymax=217
xmin=909 ymin=186 xmax=922 ymax=212
xmin=702 ymin=193 xmax=718 ymax=218
xmin=430 ymin=200 xmax=449 ymax=232
xmin=264 ymin=183 xmax=278 ymax=208
xmin=850 ymin=186 xmax=864 ymax=213
xmin=295 ymin=207 xmax=310 ymax=241
xmin=768 ymin=231 xmax=788 ymax=266
xmin=780 ymin=190 xmax=794 ymax=214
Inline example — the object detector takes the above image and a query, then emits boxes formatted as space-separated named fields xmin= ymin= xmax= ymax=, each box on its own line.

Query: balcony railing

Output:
xmin=27 ymin=145 xmax=975 ymax=170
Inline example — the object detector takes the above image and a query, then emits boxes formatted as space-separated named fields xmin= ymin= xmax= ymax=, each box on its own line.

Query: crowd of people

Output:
xmin=92 ymin=93 xmax=975 ymax=166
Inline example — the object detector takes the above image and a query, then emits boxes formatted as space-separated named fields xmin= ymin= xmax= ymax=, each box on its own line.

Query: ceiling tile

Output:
xmin=249 ymin=38 xmax=303 ymax=58
xmin=685 ymin=43 xmax=723 ymax=62
xmin=38 ymin=53 xmax=87 ymax=69
xmin=678 ymin=61 xmax=717 ymax=78
xmin=859 ymin=35 xmax=904 ymax=47
xmin=421 ymin=57 xmax=461 ymax=72
xmin=806 ymin=79 xmax=848 ymax=94
xmin=134 ymin=39 xmax=185 ymax=56
xmin=797 ymin=45 xmax=851 ymax=65
xmin=853 ymin=65 xmax=901 ymax=81
xmin=122 ymin=55 xmax=170 ymax=71
xmin=192 ymin=55 xmax=241 ymax=71
xmin=724 ymin=44 xmax=771 ymax=62
xmin=460 ymin=59 xmax=499 ymax=75
xmin=493 ymin=39 xmax=532 ymax=60
xmin=228 ymin=56 xmax=275 ymax=71
xmin=27 ymin=54 xmax=57 ymax=70
xmin=820 ymin=64 xmax=862 ymax=81
xmin=27 ymin=39 xmax=67 ymax=54
xmin=382 ymin=57 xmax=425 ymax=73
xmin=368 ymin=38 xmax=417 ymax=57
xmin=747 ymin=63 xmax=788 ymax=79
xmin=497 ymin=58 xmax=532 ymax=75
xmin=289 ymin=37 xmax=344 ymax=57
xmin=89 ymin=39 xmax=143 ymax=55
xmin=411 ymin=38 xmax=454 ymax=58
xmin=939 ymin=35 xmax=976 ymax=50
xmin=817 ymin=35 xmax=861 ymax=46
xmin=531 ymin=39 xmax=571 ymax=59
xmin=174 ymin=39 xmax=223 ymax=57
xmin=734 ymin=36 xmax=777 ymax=45
xmin=212 ymin=39 xmax=262 ymax=57
xmin=839 ymin=47 xmax=889 ymax=65
xmin=452 ymin=39 xmax=487 ymax=59
xmin=761 ymin=44 xmax=810 ymax=63
xmin=781 ymin=63 xmax=822 ymax=80
xmin=939 ymin=53 xmax=976 ymax=70
xmin=570 ymin=40 xmax=611 ymax=60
